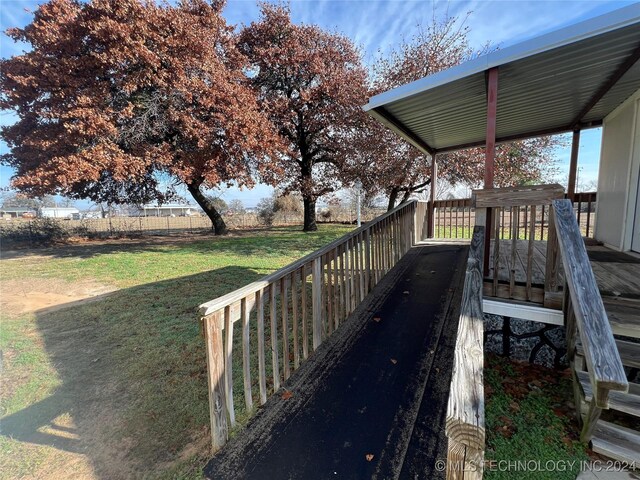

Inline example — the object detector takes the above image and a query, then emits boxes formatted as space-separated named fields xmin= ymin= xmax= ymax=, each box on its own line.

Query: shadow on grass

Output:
xmin=1 ymin=266 xmax=265 ymax=479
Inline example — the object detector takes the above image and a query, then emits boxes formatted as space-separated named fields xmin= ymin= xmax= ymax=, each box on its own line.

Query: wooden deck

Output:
xmin=486 ymin=239 xmax=640 ymax=339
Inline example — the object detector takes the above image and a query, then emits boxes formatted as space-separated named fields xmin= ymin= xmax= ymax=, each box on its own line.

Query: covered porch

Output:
xmin=365 ymin=3 xmax=640 ymax=476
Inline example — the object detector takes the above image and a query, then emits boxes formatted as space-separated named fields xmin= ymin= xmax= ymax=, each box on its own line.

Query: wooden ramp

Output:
xmin=204 ymin=244 xmax=468 ymax=480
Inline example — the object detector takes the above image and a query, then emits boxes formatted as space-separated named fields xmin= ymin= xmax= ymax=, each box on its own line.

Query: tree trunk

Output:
xmin=387 ymin=187 xmax=399 ymax=211
xmin=400 ymin=189 xmax=411 ymax=204
xmin=303 ymin=196 xmax=317 ymax=232
xmin=186 ymin=181 xmax=227 ymax=235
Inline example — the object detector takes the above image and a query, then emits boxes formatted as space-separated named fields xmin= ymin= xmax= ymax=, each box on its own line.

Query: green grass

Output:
xmin=0 ymin=225 xmax=352 ymax=479
xmin=484 ymin=354 xmax=588 ymax=480
xmin=1 ymin=225 xmax=588 ymax=479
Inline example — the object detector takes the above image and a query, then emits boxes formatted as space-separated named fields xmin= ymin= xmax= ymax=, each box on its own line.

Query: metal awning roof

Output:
xmin=364 ymin=4 xmax=640 ymax=155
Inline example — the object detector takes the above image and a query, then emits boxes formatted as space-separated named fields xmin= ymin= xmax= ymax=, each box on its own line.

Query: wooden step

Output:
xmin=591 ymin=420 xmax=640 ymax=465
xmin=603 ymin=297 xmax=640 ymax=339
xmin=577 ymin=338 xmax=640 ymax=369
xmin=577 ymin=371 xmax=640 ymax=417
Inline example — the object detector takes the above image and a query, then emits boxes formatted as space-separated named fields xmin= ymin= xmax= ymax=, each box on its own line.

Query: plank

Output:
xmin=577 ymin=338 xmax=640 ymax=369
xmin=241 ymin=297 xmax=253 ymax=412
xmin=204 ymin=311 xmax=228 ymax=451
xmin=591 ymin=420 xmax=640 ymax=464
xmin=332 ymin=248 xmax=340 ymax=331
xmin=312 ymin=257 xmax=323 ymax=350
xmin=553 ymin=199 xmax=628 ymax=406
xmin=224 ymin=306 xmax=236 ymax=427
xmin=326 ymin=253 xmax=333 ymax=337
xmin=603 ymin=297 xmax=640 ymax=339
xmin=492 ymin=209 xmax=501 ymax=296
xmin=472 ymin=183 xmax=564 ymax=208
xmin=364 ymin=229 xmax=371 ymax=295
xmin=256 ymin=290 xmax=267 ymax=404
xmin=270 ymin=284 xmax=280 ymax=392
xmin=281 ymin=277 xmax=290 ymax=381
xmin=577 ymin=371 xmax=640 ymax=418
xmin=446 ymin=226 xmax=485 ymax=452
xmin=292 ymin=272 xmax=300 ymax=369
xmin=446 ymin=439 xmax=483 ymax=480
xmin=544 ymin=207 xmax=560 ymax=293
xmin=483 ymin=282 xmax=545 ymax=305
xmin=509 ymin=206 xmax=519 ymax=297
xmin=301 ymin=266 xmax=309 ymax=360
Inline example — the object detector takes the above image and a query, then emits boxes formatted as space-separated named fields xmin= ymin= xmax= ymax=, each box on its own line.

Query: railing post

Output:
xmin=203 ymin=311 xmax=228 ymax=452
xmin=544 ymin=207 xmax=560 ymax=296
xmin=312 ymin=257 xmax=323 ymax=350
xmin=364 ymin=228 xmax=372 ymax=293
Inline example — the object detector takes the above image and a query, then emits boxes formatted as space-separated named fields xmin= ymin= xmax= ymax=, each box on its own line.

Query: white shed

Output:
xmin=39 ymin=207 xmax=80 ymax=219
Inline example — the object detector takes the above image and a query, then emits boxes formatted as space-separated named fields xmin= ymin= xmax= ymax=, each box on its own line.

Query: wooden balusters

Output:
xmin=241 ymin=297 xmax=252 ymax=412
xmin=199 ymin=201 xmax=421 ymax=451
xmin=204 ymin=311 xmax=228 ymax=452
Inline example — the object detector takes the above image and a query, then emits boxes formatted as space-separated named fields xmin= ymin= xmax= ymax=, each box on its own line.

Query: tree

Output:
xmin=239 ymin=4 xmax=368 ymax=231
xmin=357 ymin=15 xmax=559 ymax=210
xmin=256 ymin=196 xmax=275 ymax=226
xmin=207 ymin=197 xmax=228 ymax=215
xmin=1 ymin=0 xmax=281 ymax=235
xmin=228 ymin=199 xmax=245 ymax=214
xmin=274 ymin=194 xmax=302 ymax=223
xmin=1 ymin=192 xmax=56 ymax=209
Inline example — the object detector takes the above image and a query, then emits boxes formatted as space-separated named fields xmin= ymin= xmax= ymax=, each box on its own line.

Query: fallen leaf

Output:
xmin=365 ymin=454 xmax=374 ymax=462
xmin=390 ymin=358 xmax=397 ymax=364
xmin=373 ymin=316 xmax=382 ymax=322
xmin=281 ymin=390 xmax=293 ymax=400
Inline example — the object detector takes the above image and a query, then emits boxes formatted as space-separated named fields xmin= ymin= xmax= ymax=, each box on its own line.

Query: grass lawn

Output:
xmin=484 ymin=353 xmax=589 ymax=479
xmin=0 ymin=225 xmax=352 ymax=480
xmin=1 ymin=225 xmax=591 ymax=479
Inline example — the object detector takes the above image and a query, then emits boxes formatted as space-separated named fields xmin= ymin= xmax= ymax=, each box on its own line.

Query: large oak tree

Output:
xmin=357 ymin=16 xmax=558 ymax=210
xmin=1 ymin=0 xmax=281 ymax=234
xmin=238 ymin=4 xmax=368 ymax=231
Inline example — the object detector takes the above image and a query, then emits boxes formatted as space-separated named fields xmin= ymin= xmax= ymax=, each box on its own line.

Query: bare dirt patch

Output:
xmin=1 ymin=277 xmax=115 ymax=315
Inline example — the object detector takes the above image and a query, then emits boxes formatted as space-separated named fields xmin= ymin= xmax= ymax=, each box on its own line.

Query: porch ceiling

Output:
xmin=364 ymin=4 xmax=640 ymax=154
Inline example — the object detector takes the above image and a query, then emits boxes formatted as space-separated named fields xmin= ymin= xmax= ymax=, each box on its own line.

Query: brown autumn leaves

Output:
xmin=0 ymin=1 xmax=558 ymax=234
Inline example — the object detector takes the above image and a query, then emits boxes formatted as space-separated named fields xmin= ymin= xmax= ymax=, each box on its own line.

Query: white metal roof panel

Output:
xmin=365 ymin=4 xmax=640 ymax=154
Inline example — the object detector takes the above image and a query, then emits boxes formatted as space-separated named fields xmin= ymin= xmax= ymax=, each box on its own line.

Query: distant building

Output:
xmin=0 ymin=207 xmax=37 ymax=218
xmin=135 ymin=204 xmax=201 ymax=217
xmin=39 ymin=207 xmax=80 ymax=219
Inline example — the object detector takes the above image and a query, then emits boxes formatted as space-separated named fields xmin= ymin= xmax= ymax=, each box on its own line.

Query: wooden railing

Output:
xmin=472 ymin=184 xmax=565 ymax=307
xmin=445 ymin=226 xmax=485 ymax=479
xmin=433 ymin=198 xmax=474 ymax=239
xmin=428 ymin=192 xmax=596 ymax=241
xmin=444 ymin=195 xmax=621 ymax=478
xmin=198 ymin=201 xmax=422 ymax=451
xmin=554 ymin=199 xmax=627 ymax=441
xmin=572 ymin=191 xmax=597 ymax=238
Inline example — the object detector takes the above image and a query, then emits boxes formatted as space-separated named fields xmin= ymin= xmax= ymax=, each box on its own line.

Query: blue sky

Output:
xmin=0 ymin=0 xmax=635 ymax=207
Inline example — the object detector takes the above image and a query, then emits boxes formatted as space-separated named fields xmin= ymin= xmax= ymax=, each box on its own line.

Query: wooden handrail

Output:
xmin=472 ymin=183 xmax=564 ymax=208
xmin=199 ymin=200 xmax=419 ymax=317
xmin=199 ymin=199 xmax=428 ymax=451
xmin=445 ymin=225 xmax=485 ymax=478
xmin=553 ymin=199 xmax=628 ymax=408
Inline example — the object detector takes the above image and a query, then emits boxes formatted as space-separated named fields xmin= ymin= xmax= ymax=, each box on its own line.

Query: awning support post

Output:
xmin=484 ymin=67 xmax=499 ymax=275
xmin=428 ymin=154 xmax=437 ymax=238
xmin=567 ymin=129 xmax=581 ymax=201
